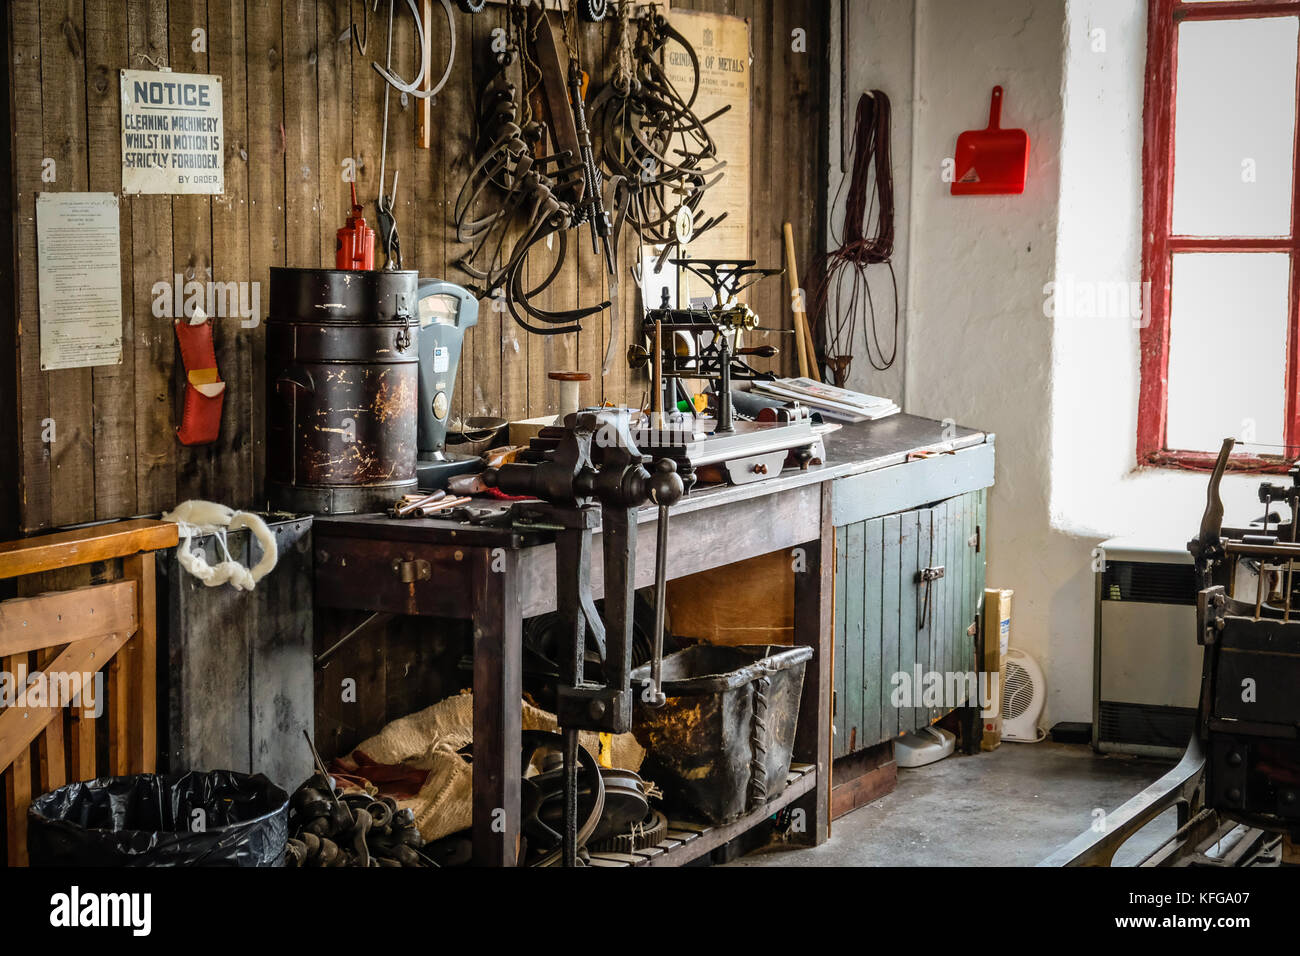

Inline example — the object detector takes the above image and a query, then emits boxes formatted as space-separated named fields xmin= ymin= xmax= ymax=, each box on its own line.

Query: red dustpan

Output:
xmin=951 ymin=86 xmax=1029 ymax=195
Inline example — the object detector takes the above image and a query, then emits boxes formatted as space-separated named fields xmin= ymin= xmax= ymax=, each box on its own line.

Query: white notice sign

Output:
xmin=36 ymin=192 xmax=124 ymax=371
xmin=120 ymin=69 xmax=224 ymax=194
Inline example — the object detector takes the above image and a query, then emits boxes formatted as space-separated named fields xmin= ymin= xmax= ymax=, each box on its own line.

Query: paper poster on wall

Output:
xmin=36 ymin=192 xmax=124 ymax=371
xmin=120 ymin=69 xmax=224 ymax=195
xmin=664 ymin=9 xmax=752 ymax=272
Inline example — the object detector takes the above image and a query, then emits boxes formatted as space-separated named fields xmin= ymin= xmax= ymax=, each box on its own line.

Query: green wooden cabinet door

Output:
xmin=833 ymin=489 xmax=987 ymax=758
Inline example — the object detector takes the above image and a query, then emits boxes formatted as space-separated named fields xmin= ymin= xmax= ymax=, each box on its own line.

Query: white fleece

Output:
xmin=162 ymin=500 xmax=278 ymax=591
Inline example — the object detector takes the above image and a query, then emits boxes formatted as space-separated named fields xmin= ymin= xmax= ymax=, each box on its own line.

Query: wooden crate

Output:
xmin=157 ymin=515 xmax=314 ymax=791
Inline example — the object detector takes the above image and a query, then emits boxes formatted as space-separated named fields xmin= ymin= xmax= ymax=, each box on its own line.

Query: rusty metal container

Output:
xmin=266 ymin=268 xmax=420 ymax=515
xmin=630 ymin=644 xmax=813 ymax=824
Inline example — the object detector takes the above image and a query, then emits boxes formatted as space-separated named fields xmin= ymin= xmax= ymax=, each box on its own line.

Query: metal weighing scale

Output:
xmin=415 ymin=279 xmax=484 ymax=490
xmin=626 ymin=258 xmax=826 ymax=487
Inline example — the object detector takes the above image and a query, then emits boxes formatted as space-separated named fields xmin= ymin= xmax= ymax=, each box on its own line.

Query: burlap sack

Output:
xmin=348 ymin=691 xmax=645 ymax=842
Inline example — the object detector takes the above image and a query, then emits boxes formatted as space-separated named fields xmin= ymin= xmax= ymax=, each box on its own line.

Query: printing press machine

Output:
xmin=1045 ymin=438 xmax=1300 ymax=867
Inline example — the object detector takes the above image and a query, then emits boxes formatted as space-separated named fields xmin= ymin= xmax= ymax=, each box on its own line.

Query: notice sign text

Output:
xmin=120 ymin=69 xmax=224 ymax=195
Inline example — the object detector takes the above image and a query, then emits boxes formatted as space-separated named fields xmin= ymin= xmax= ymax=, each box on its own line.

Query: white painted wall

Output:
xmin=1051 ymin=1 xmax=1262 ymax=546
xmin=905 ymin=0 xmax=1075 ymax=722
xmin=828 ymin=0 xmax=1265 ymax=726
xmin=824 ymin=0 xmax=914 ymax=405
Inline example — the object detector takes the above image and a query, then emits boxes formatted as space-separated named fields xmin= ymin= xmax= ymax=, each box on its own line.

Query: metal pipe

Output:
xmin=1286 ymin=516 xmax=1297 ymax=621
xmin=315 ymin=612 xmax=396 ymax=666
xmin=1225 ymin=540 xmax=1300 ymax=559
xmin=563 ymin=725 xmax=580 ymax=867
xmin=716 ymin=334 xmax=734 ymax=433
xmin=647 ymin=503 xmax=671 ymax=708
xmin=392 ymin=490 xmax=446 ymax=517
xmin=652 ymin=318 xmax=663 ymax=423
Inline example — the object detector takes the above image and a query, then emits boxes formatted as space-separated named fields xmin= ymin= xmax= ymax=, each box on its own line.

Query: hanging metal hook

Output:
xmin=371 ymin=0 xmax=457 ymax=101
xmin=348 ymin=0 xmax=376 ymax=55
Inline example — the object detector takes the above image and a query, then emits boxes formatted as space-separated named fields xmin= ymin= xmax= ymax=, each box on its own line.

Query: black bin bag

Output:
xmin=27 ymin=770 xmax=289 ymax=867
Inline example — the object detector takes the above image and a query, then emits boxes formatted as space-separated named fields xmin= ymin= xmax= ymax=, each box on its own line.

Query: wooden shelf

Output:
xmin=585 ymin=763 xmax=817 ymax=868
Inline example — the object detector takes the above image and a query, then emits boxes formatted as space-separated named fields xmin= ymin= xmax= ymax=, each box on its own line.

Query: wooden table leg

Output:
xmin=791 ymin=485 xmax=834 ymax=846
xmin=471 ymin=546 xmax=522 ymax=866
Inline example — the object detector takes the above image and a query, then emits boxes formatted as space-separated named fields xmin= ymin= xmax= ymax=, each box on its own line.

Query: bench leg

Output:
xmin=471 ymin=548 xmax=522 ymax=866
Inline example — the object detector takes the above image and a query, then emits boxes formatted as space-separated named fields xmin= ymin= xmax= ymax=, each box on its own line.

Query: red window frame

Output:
xmin=1139 ymin=0 xmax=1300 ymax=473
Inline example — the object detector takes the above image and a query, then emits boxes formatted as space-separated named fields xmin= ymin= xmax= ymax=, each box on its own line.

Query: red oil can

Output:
xmin=335 ymin=182 xmax=375 ymax=270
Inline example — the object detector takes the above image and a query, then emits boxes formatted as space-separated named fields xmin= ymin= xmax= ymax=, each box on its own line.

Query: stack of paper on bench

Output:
xmin=750 ymin=377 xmax=900 ymax=423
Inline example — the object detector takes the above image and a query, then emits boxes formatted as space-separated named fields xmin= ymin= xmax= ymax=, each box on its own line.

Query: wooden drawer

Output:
xmin=314 ymin=534 xmax=476 ymax=619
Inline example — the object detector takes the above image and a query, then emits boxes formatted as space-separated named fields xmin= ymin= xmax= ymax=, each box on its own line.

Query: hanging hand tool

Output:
xmin=530 ymin=6 xmax=584 ymax=202
xmin=377 ymin=170 xmax=403 ymax=269
xmin=450 ymin=1 xmax=638 ymax=341
xmin=569 ymin=60 xmax=615 ymax=275
xmin=375 ymin=0 xmax=402 ymax=270
xmin=370 ymin=0 xmax=455 ymax=268
xmin=587 ymin=8 xmax=729 ymax=265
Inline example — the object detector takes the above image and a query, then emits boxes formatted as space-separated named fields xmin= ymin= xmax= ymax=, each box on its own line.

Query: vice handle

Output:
xmin=643 ymin=459 xmax=685 ymax=708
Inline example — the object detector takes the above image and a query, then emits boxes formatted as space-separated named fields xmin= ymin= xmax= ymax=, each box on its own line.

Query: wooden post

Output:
xmin=472 ymin=547 xmax=522 ymax=866
xmin=3 ymin=653 xmax=32 ymax=866
xmin=123 ymin=552 xmax=158 ymax=774
xmin=790 ymin=483 xmax=834 ymax=845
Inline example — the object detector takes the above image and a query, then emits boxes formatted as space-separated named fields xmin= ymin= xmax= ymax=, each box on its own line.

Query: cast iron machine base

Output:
xmin=485 ymin=408 xmax=685 ymax=866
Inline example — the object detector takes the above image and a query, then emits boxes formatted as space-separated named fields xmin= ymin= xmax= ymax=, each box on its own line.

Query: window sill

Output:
xmin=1142 ymin=449 xmax=1293 ymax=475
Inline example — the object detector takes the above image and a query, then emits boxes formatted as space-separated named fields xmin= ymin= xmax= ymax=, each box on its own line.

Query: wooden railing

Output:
xmin=0 ymin=519 xmax=177 ymax=865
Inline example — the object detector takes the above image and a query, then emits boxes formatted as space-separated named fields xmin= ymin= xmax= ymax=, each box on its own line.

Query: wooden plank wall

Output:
xmin=4 ymin=0 xmax=829 ymax=535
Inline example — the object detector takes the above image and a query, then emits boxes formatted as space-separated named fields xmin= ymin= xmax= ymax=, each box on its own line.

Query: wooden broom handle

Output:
xmin=783 ymin=222 xmax=821 ymax=382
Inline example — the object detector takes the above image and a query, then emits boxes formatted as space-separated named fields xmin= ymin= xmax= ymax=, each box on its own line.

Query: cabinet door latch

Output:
xmin=916 ymin=566 xmax=944 ymax=631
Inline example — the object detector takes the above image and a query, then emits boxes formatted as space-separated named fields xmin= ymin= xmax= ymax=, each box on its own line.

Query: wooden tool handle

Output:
xmin=417 ymin=0 xmax=433 ymax=149
xmin=783 ymin=223 xmax=821 ymax=382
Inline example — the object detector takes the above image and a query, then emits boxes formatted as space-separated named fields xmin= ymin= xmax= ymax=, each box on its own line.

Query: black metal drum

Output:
xmin=266 ymin=268 xmax=420 ymax=515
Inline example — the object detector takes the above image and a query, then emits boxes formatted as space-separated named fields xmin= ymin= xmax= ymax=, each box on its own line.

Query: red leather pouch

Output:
xmin=174 ymin=317 xmax=225 ymax=446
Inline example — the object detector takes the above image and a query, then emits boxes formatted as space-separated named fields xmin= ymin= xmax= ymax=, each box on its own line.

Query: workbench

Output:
xmin=311 ymin=413 xmax=994 ymax=866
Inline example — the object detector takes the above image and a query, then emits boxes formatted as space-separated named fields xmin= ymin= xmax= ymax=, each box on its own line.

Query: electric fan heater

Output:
xmin=1001 ymin=647 xmax=1045 ymax=742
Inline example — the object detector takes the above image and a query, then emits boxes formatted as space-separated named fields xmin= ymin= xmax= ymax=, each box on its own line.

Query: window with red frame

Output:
xmin=1139 ymin=0 xmax=1300 ymax=471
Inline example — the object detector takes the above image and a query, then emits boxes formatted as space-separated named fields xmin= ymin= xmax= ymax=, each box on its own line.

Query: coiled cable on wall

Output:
xmin=811 ymin=90 xmax=899 ymax=382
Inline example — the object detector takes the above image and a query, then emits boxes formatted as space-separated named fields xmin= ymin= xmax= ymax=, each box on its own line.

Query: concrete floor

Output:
xmin=735 ymin=742 xmax=1179 ymax=866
